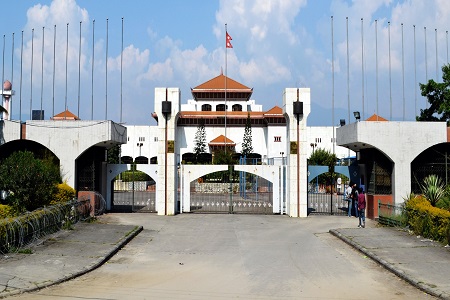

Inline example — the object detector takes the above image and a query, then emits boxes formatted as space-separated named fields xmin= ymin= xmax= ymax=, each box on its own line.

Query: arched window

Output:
xmin=202 ymin=104 xmax=212 ymax=111
xmin=135 ymin=156 xmax=149 ymax=164
xmin=120 ymin=156 xmax=133 ymax=164
xmin=216 ymin=104 xmax=226 ymax=111
xmin=232 ymin=104 xmax=242 ymax=111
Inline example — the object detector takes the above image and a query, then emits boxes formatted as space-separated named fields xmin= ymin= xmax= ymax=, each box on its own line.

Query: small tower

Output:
xmin=1 ymin=80 xmax=14 ymax=120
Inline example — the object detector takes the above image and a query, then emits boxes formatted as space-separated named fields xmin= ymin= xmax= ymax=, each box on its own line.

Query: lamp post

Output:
xmin=136 ymin=142 xmax=143 ymax=157
xmin=280 ymin=151 xmax=284 ymax=165
xmin=310 ymin=143 xmax=318 ymax=192
xmin=310 ymin=142 xmax=317 ymax=155
xmin=353 ymin=111 xmax=361 ymax=122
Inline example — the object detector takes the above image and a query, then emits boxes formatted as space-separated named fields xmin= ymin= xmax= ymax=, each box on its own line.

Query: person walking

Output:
xmin=351 ymin=183 xmax=359 ymax=218
xmin=357 ymin=187 xmax=366 ymax=228
xmin=346 ymin=182 xmax=353 ymax=217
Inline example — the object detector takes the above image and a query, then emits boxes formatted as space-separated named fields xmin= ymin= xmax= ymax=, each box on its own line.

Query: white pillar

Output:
xmin=155 ymin=87 xmax=180 ymax=215
xmin=283 ymin=88 xmax=310 ymax=217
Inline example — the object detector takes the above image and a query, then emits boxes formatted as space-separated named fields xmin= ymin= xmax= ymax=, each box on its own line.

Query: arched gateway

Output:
xmin=151 ymin=79 xmax=311 ymax=217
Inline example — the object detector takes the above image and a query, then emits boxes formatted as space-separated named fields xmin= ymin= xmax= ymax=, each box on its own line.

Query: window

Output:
xmin=202 ymin=104 xmax=212 ymax=111
xmin=274 ymin=136 xmax=281 ymax=142
xmin=232 ymin=104 xmax=242 ymax=111
xmin=154 ymin=137 xmax=158 ymax=142
xmin=216 ymin=104 xmax=226 ymax=111
xmin=139 ymin=137 xmax=145 ymax=142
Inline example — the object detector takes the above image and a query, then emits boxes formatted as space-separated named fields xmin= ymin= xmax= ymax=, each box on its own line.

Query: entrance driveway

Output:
xmin=11 ymin=214 xmax=437 ymax=299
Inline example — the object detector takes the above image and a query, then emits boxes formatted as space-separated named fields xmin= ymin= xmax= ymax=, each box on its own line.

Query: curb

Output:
xmin=0 ymin=225 xmax=143 ymax=299
xmin=329 ymin=229 xmax=450 ymax=300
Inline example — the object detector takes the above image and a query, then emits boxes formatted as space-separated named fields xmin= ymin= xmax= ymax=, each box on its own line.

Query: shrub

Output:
xmin=405 ymin=195 xmax=450 ymax=244
xmin=118 ymin=170 xmax=151 ymax=182
xmin=0 ymin=151 xmax=61 ymax=213
xmin=0 ymin=204 xmax=14 ymax=219
xmin=50 ymin=182 xmax=76 ymax=205
xmin=420 ymin=174 xmax=446 ymax=206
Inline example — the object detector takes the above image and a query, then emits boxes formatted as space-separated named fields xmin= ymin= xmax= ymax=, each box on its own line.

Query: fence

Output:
xmin=0 ymin=199 xmax=93 ymax=254
xmin=378 ymin=200 xmax=406 ymax=227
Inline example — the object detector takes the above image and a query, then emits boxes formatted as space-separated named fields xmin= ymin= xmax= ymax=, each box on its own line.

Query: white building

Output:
xmin=121 ymin=73 xmax=353 ymax=164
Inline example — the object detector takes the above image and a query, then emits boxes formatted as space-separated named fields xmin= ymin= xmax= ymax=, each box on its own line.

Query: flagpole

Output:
xmin=225 ymin=23 xmax=227 ymax=154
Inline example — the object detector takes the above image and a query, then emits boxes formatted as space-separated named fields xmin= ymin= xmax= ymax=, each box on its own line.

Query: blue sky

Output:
xmin=0 ymin=0 xmax=449 ymax=125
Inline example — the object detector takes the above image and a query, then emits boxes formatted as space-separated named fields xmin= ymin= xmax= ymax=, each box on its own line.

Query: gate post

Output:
xmin=155 ymin=88 xmax=180 ymax=216
xmin=283 ymin=88 xmax=310 ymax=217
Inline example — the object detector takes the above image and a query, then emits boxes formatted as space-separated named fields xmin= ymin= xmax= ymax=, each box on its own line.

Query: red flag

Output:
xmin=226 ymin=31 xmax=233 ymax=48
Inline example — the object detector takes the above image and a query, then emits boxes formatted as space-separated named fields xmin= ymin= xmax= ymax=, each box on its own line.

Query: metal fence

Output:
xmin=307 ymin=192 xmax=348 ymax=215
xmin=112 ymin=181 xmax=156 ymax=212
xmin=0 ymin=199 xmax=92 ymax=254
xmin=189 ymin=173 xmax=273 ymax=214
xmin=377 ymin=200 xmax=406 ymax=227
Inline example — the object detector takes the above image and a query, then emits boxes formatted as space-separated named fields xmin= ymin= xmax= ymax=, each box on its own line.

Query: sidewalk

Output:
xmin=0 ymin=217 xmax=449 ymax=299
xmin=0 ymin=222 xmax=142 ymax=298
xmin=330 ymin=226 xmax=450 ymax=300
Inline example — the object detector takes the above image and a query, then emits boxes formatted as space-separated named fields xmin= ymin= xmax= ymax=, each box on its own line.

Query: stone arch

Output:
xmin=181 ymin=164 xmax=281 ymax=214
xmin=411 ymin=142 xmax=450 ymax=193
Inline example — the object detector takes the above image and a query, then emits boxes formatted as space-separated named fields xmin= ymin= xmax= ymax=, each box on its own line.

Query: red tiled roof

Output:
xmin=192 ymin=74 xmax=251 ymax=91
xmin=264 ymin=106 xmax=283 ymax=116
xmin=366 ymin=114 xmax=388 ymax=121
xmin=52 ymin=109 xmax=80 ymax=120
xmin=209 ymin=135 xmax=236 ymax=146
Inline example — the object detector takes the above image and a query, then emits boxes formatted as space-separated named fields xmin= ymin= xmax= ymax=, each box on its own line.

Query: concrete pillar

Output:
xmin=283 ymin=88 xmax=310 ymax=217
xmin=155 ymin=87 xmax=180 ymax=215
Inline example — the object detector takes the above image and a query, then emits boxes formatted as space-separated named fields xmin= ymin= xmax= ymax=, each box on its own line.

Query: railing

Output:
xmin=0 ymin=199 xmax=92 ymax=254
xmin=378 ymin=200 xmax=406 ymax=227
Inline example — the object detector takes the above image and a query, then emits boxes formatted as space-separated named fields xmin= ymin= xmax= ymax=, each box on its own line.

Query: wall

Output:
xmin=366 ymin=194 xmax=393 ymax=219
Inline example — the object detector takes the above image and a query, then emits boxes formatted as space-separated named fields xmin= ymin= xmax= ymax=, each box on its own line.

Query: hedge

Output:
xmin=405 ymin=195 xmax=450 ymax=244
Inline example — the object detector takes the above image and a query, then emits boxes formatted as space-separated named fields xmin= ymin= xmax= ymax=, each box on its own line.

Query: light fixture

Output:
xmin=353 ymin=111 xmax=360 ymax=121
xmin=340 ymin=119 xmax=346 ymax=126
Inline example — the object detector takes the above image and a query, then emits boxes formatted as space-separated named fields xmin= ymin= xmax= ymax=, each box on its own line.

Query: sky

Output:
xmin=0 ymin=0 xmax=450 ymax=126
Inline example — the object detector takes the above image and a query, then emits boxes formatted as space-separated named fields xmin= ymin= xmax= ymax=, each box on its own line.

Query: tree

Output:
xmin=309 ymin=148 xmax=338 ymax=185
xmin=193 ymin=119 xmax=207 ymax=162
xmin=241 ymin=113 xmax=253 ymax=157
xmin=107 ymin=144 xmax=120 ymax=164
xmin=417 ymin=64 xmax=450 ymax=123
xmin=0 ymin=151 xmax=61 ymax=212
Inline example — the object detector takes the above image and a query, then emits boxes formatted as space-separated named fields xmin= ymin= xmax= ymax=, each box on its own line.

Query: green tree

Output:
xmin=309 ymin=148 xmax=338 ymax=185
xmin=0 ymin=151 xmax=61 ymax=212
xmin=213 ymin=149 xmax=237 ymax=165
xmin=193 ymin=119 xmax=207 ymax=162
xmin=107 ymin=144 xmax=121 ymax=164
xmin=241 ymin=113 xmax=253 ymax=157
xmin=417 ymin=64 xmax=450 ymax=123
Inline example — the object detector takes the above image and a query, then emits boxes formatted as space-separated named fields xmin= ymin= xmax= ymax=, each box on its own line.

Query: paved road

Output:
xmin=9 ymin=214 xmax=437 ymax=299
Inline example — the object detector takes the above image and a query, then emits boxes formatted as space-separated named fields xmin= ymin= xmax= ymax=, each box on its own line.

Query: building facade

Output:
xmin=121 ymin=74 xmax=353 ymax=166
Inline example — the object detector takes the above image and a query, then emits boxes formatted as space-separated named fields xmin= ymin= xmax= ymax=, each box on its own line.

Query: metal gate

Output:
xmin=186 ymin=165 xmax=276 ymax=214
xmin=307 ymin=165 xmax=348 ymax=215
xmin=112 ymin=169 xmax=157 ymax=213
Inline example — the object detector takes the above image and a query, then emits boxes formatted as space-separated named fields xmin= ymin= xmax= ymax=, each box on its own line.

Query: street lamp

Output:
xmin=310 ymin=142 xmax=317 ymax=154
xmin=136 ymin=142 xmax=143 ymax=157
xmin=353 ymin=111 xmax=361 ymax=122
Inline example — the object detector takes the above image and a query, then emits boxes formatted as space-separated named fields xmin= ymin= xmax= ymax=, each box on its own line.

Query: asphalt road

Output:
xmin=10 ymin=214 xmax=435 ymax=300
